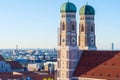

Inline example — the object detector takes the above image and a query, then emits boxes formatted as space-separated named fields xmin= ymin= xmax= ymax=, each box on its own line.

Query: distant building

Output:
xmin=112 ymin=43 xmax=114 ymax=51
xmin=27 ymin=63 xmax=41 ymax=71
xmin=44 ymin=61 xmax=57 ymax=72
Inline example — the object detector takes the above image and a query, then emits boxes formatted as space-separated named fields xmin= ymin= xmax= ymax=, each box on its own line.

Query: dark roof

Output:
xmin=0 ymin=55 xmax=5 ymax=61
xmin=0 ymin=72 xmax=26 ymax=79
xmin=7 ymin=61 xmax=23 ymax=69
xmin=0 ymin=72 xmax=55 ymax=80
xmin=26 ymin=72 xmax=55 ymax=80
xmin=73 ymin=50 xmax=120 ymax=79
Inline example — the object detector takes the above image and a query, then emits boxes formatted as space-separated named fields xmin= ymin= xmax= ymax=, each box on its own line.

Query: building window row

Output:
xmin=62 ymin=15 xmax=75 ymax=18
xmin=81 ymin=17 xmax=94 ymax=20
xmin=61 ymin=23 xmax=75 ymax=31
xmin=80 ymin=24 xmax=94 ymax=32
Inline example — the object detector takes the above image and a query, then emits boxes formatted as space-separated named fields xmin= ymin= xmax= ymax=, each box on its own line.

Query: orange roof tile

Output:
xmin=73 ymin=50 xmax=120 ymax=79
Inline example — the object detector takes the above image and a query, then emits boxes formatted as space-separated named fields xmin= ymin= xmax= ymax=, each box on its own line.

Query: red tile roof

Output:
xmin=73 ymin=50 xmax=120 ymax=79
xmin=7 ymin=61 xmax=23 ymax=69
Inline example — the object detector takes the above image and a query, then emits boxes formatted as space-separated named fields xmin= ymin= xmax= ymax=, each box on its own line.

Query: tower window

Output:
xmin=81 ymin=24 xmax=84 ymax=32
xmin=67 ymin=61 xmax=69 ymax=69
xmin=62 ymin=15 xmax=64 ymax=18
xmin=72 ymin=25 xmax=75 ymax=31
xmin=67 ymin=71 xmax=69 ymax=78
xmin=73 ymin=39 xmax=75 ymax=42
xmin=88 ymin=17 xmax=89 ymax=19
xmin=62 ymin=39 xmax=65 ymax=42
xmin=62 ymin=22 xmax=65 ymax=31
xmin=72 ymin=15 xmax=75 ymax=18
xmin=69 ymin=15 xmax=71 ymax=18
xmin=66 ymin=15 xmax=68 ymax=18
xmin=91 ymin=26 xmax=94 ymax=32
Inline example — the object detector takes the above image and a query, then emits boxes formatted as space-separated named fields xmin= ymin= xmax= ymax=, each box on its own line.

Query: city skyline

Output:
xmin=0 ymin=0 xmax=120 ymax=50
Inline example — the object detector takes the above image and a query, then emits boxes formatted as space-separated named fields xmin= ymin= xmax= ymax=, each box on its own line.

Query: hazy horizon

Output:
xmin=0 ymin=0 xmax=120 ymax=50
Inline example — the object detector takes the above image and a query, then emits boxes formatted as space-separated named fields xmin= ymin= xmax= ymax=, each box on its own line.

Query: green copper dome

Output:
xmin=79 ymin=4 xmax=95 ymax=15
xmin=60 ymin=2 xmax=77 ymax=13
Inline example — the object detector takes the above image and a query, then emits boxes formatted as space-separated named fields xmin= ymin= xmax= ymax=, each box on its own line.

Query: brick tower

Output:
xmin=57 ymin=1 xmax=79 ymax=80
xmin=78 ymin=3 xmax=97 ymax=50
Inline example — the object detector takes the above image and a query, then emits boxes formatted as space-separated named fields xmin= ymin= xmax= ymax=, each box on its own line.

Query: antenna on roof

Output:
xmin=112 ymin=43 xmax=114 ymax=51
xmin=16 ymin=44 xmax=18 ymax=51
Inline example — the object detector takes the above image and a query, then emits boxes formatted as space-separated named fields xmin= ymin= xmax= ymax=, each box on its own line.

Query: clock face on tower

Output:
xmin=71 ymin=37 xmax=76 ymax=44
xmin=90 ymin=37 xmax=94 ymax=44
xmin=62 ymin=38 xmax=65 ymax=42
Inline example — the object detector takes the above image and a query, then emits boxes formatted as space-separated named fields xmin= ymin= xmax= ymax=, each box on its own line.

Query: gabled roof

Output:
xmin=73 ymin=50 xmax=120 ymax=79
xmin=7 ymin=61 xmax=23 ymax=69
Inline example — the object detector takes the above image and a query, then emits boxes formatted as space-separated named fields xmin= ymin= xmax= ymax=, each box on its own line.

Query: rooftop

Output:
xmin=73 ymin=50 xmax=120 ymax=79
xmin=7 ymin=61 xmax=24 ymax=69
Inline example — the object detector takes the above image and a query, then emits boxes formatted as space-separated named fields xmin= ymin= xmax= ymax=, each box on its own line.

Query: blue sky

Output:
xmin=0 ymin=0 xmax=120 ymax=50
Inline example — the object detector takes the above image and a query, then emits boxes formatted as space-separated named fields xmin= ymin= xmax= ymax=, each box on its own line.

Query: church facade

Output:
xmin=57 ymin=1 xmax=120 ymax=80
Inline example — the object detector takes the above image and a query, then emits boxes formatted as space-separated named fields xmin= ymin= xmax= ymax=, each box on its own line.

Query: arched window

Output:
xmin=81 ymin=24 xmax=84 ymax=32
xmin=62 ymin=22 xmax=65 ymax=31
xmin=72 ymin=15 xmax=75 ymax=18
xmin=66 ymin=15 xmax=68 ymax=18
xmin=72 ymin=25 xmax=75 ymax=31
xmin=80 ymin=17 xmax=82 ymax=20
xmin=62 ymin=15 xmax=64 ymax=18
xmin=91 ymin=26 xmax=94 ymax=32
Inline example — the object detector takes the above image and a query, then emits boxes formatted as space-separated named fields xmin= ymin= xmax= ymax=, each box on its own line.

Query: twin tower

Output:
xmin=58 ymin=2 xmax=97 ymax=50
xmin=57 ymin=1 xmax=97 ymax=80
